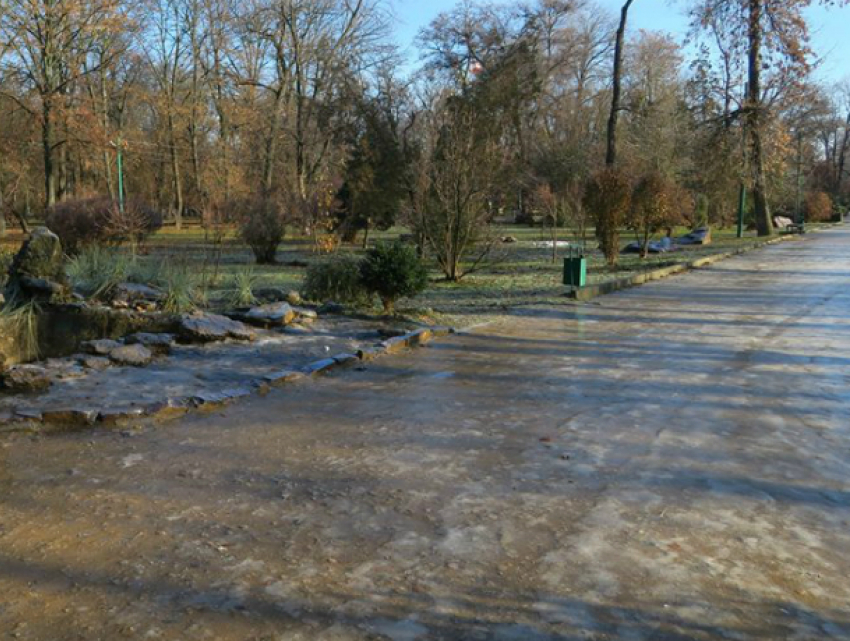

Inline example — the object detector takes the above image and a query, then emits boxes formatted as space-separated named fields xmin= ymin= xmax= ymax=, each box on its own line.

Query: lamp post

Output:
xmin=111 ymin=137 xmax=125 ymax=214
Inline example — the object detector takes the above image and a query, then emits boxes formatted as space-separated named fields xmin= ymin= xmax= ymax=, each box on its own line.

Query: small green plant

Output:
xmin=303 ymin=254 xmax=370 ymax=306
xmin=360 ymin=241 xmax=428 ymax=314
xmin=125 ymin=259 xmax=161 ymax=286
xmin=226 ymin=264 xmax=260 ymax=308
xmin=156 ymin=260 xmax=200 ymax=314
xmin=66 ymin=245 xmax=129 ymax=299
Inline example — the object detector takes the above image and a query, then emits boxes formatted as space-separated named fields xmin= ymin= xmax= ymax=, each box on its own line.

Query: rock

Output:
xmin=263 ymin=370 xmax=305 ymax=387
xmin=144 ymin=398 xmax=190 ymax=421
xmin=382 ymin=335 xmax=410 ymax=354
xmin=283 ymin=326 xmax=311 ymax=336
xmin=407 ymin=328 xmax=432 ymax=346
xmin=676 ymin=227 xmax=712 ymax=246
xmin=253 ymin=286 xmax=288 ymax=303
xmin=377 ymin=327 xmax=408 ymax=339
xmin=191 ymin=387 xmax=253 ymax=409
xmin=77 ymin=355 xmax=112 ymax=371
xmin=82 ymin=338 xmax=123 ymax=356
xmin=108 ymin=344 xmax=153 ymax=367
xmin=13 ymin=408 xmax=43 ymax=423
xmin=501 ymin=235 xmax=519 ymax=243
xmin=243 ymin=302 xmax=295 ymax=327
xmin=293 ymin=307 xmax=317 ymax=320
xmin=3 ymin=227 xmax=69 ymax=304
xmin=98 ymin=407 xmax=146 ymax=426
xmin=112 ymin=282 xmax=164 ymax=304
xmin=41 ymin=408 xmax=99 ymax=426
xmin=125 ymin=333 xmax=175 ymax=355
xmin=1 ymin=365 xmax=51 ymax=392
xmin=357 ymin=346 xmax=384 ymax=361
xmin=43 ymin=358 xmax=85 ymax=380
xmin=303 ymin=358 xmax=337 ymax=376
xmin=177 ymin=312 xmax=256 ymax=343
xmin=318 ymin=301 xmax=345 ymax=315
xmin=332 ymin=353 xmax=359 ymax=366
xmin=286 ymin=291 xmax=302 ymax=306
xmin=431 ymin=326 xmax=455 ymax=337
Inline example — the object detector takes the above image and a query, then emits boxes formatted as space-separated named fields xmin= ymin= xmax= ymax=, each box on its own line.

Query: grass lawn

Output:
xmin=1 ymin=221 xmax=837 ymax=328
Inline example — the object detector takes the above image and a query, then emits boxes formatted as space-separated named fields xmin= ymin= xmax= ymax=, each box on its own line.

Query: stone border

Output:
xmin=567 ymin=234 xmax=800 ymax=302
xmin=0 ymin=326 xmax=455 ymax=431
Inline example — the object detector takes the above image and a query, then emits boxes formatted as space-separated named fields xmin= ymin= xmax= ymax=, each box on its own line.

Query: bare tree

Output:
xmin=0 ymin=0 xmax=128 ymax=207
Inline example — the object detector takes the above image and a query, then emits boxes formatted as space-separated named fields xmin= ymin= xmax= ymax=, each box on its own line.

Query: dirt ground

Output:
xmin=1 ymin=228 xmax=849 ymax=640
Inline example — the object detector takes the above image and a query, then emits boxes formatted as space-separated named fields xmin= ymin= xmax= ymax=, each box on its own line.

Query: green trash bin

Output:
xmin=563 ymin=252 xmax=587 ymax=288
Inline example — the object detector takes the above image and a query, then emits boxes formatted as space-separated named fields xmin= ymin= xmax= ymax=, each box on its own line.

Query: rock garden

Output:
xmin=0 ymin=228 xmax=449 ymax=430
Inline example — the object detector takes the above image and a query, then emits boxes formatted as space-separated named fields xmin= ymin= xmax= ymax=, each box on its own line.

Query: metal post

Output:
xmin=116 ymin=136 xmax=125 ymax=215
xmin=795 ymin=130 xmax=803 ymax=228
xmin=737 ymin=183 xmax=746 ymax=238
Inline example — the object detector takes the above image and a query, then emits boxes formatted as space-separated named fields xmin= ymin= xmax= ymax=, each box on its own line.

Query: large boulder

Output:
xmin=3 ymin=227 xmax=69 ymax=304
xmin=177 ymin=312 xmax=256 ymax=343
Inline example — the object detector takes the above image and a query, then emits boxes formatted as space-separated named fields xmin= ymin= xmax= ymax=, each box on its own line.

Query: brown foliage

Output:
xmin=45 ymin=197 xmax=163 ymax=254
xmin=583 ymin=168 xmax=632 ymax=266
xmin=628 ymin=173 xmax=680 ymax=258
xmin=804 ymin=191 xmax=833 ymax=222
xmin=231 ymin=196 xmax=286 ymax=265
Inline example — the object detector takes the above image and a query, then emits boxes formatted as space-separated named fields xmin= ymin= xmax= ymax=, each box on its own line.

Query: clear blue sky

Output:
xmin=391 ymin=0 xmax=850 ymax=83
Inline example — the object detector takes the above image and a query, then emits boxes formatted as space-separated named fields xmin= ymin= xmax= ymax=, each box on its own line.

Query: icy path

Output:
xmin=1 ymin=228 xmax=850 ymax=639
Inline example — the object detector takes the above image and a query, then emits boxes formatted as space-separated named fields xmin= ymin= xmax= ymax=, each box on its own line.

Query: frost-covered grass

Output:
xmin=1 ymin=221 xmax=835 ymax=328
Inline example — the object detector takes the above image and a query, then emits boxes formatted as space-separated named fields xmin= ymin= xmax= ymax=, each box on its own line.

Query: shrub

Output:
xmin=583 ymin=168 xmax=632 ymax=266
xmin=46 ymin=197 xmax=163 ymax=254
xmin=156 ymin=260 xmax=200 ymax=314
xmin=67 ymin=245 xmax=130 ymax=299
xmin=225 ymin=264 xmax=260 ymax=308
xmin=235 ymin=197 xmax=285 ymax=264
xmin=360 ymin=241 xmax=428 ymax=314
xmin=805 ymin=191 xmax=833 ymax=223
xmin=303 ymin=254 xmax=370 ymax=306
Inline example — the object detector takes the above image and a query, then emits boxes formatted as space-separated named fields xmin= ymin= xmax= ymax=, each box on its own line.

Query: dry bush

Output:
xmin=230 ymin=196 xmax=286 ymax=265
xmin=628 ymin=173 xmax=682 ymax=258
xmin=583 ymin=168 xmax=632 ymax=266
xmin=804 ymin=191 xmax=833 ymax=222
xmin=46 ymin=197 xmax=163 ymax=254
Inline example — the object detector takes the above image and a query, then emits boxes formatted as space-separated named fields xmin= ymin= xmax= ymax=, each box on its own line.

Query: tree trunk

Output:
xmin=42 ymin=99 xmax=57 ymax=209
xmin=837 ymin=113 xmax=849 ymax=194
xmin=262 ymin=88 xmax=285 ymax=196
xmin=747 ymin=0 xmax=773 ymax=237
xmin=0 ymin=186 xmax=6 ymax=239
xmin=606 ymin=0 xmax=634 ymax=167
xmin=168 ymin=110 xmax=184 ymax=230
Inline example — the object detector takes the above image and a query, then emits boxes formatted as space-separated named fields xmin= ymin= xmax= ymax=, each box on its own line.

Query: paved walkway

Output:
xmin=2 ymin=229 xmax=850 ymax=640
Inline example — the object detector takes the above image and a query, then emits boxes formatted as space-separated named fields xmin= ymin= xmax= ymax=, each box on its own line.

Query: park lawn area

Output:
xmin=135 ymin=223 xmax=804 ymax=327
xmin=1 ymin=222 xmax=834 ymax=328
